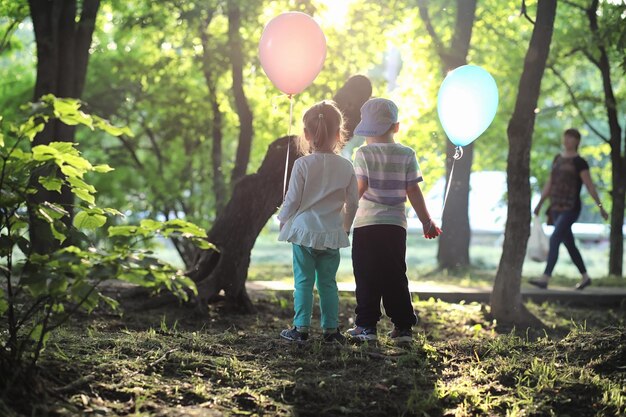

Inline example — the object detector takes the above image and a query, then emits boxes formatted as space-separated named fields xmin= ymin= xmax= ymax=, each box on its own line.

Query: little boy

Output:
xmin=347 ymin=98 xmax=441 ymax=344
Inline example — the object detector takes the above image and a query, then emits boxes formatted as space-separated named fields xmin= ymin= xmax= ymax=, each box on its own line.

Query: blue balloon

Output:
xmin=437 ymin=65 xmax=499 ymax=147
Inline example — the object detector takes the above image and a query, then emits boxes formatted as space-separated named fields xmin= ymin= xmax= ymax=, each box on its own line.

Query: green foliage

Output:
xmin=0 ymin=96 xmax=212 ymax=365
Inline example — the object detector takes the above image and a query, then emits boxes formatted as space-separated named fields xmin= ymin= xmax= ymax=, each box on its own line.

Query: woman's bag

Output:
xmin=527 ymin=215 xmax=549 ymax=262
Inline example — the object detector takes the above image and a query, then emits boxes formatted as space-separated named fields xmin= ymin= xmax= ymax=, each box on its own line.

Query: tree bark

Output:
xmin=190 ymin=77 xmax=372 ymax=312
xmin=228 ymin=2 xmax=254 ymax=186
xmin=585 ymin=0 xmax=624 ymax=277
xmin=491 ymin=0 xmax=557 ymax=328
xmin=418 ymin=0 xmax=477 ymax=270
xmin=27 ymin=0 xmax=100 ymax=254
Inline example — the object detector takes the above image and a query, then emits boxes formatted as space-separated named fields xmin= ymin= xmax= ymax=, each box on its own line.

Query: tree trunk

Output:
xmin=190 ymin=77 xmax=372 ymax=312
xmin=228 ymin=2 xmax=254 ymax=186
xmin=27 ymin=0 xmax=100 ymax=254
xmin=585 ymin=0 xmax=624 ymax=277
xmin=438 ymin=142 xmax=473 ymax=268
xmin=491 ymin=0 xmax=557 ymax=328
xmin=190 ymin=136 xmax=299 ymax=312
xmin=199 ymin=18 xmax=227 ymax=215
xmin=418 ymin=0 xmax=477 ymax=270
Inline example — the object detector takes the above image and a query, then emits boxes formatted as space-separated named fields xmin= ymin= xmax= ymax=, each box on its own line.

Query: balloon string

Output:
xmin=282 ymin=94 xmax=294 ymax=201
xmin=440 ymin=146 xmax=463 ymax=220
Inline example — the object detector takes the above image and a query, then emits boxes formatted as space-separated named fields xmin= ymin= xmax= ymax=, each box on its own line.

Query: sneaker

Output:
xmin=323 ymin=329 xmax=346 ymax=344
xmin=529 ymin=278 xmax=548 ymax=289
xmin=389 ymin=327 xmax=412 ymax=344
xmin=280 ymin=327 xmax=309 ymax=342
xmin=346 ymin=326 xmax=377 ymax=342
xmin=575 ymin=277 xmax=592 ymax=290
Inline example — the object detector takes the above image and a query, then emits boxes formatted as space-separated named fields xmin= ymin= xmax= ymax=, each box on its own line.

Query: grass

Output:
xmin=2 ymin=290 xmax=624 ymax=416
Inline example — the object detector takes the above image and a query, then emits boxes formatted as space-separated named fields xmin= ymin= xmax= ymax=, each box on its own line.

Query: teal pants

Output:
xmin=292 ymin=244 xmax=340 ymax=330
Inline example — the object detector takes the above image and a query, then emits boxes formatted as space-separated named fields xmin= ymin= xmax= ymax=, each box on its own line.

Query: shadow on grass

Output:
xmin=2 ymin=289 xmax=624 ymax=416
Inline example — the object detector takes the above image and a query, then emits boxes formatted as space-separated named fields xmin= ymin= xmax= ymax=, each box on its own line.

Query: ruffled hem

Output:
xmin=278 ymin=226 xmax=349 ymax=250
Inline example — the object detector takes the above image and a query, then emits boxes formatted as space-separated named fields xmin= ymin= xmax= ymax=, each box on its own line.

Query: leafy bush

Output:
xmin=0 ymin=95 xmax=214 ymax=366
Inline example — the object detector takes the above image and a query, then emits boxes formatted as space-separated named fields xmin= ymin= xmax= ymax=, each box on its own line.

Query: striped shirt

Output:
xmin=353 ymin=142 xmax=423 ymax=229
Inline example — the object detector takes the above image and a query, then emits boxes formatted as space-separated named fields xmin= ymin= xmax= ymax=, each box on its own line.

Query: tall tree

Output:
xmin=582 ymin=0 xmax=624 ymax=277
xmin=27 ymin=0 xmax=100 ymax=253
xmin=228 ymin=0 xmax=254 ymax=185
xmin=491 ymin=0 xmax=557 ymax=327
xmin=417 ymin=0 xmax=477 ymax=270
xmin=547 ymin=0 xmax=625 ymax=276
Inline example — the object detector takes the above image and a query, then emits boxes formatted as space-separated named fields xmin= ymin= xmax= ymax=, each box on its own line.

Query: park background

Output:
xmin=1 ymin=0 xmax=625 ymax=416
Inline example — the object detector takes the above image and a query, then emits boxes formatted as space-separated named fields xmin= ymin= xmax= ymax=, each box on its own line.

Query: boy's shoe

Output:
xmin=346 ymin=326 xmax=377 ymax=342
xmin=388 ymin=327 xmax=412 ymax=344
xmin=280 ymin=327 xmax=309 ymax=342
xmin=323 ymin=329 xmax=347 ymax=345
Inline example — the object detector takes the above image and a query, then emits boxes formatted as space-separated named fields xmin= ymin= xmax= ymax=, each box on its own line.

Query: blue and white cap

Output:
xmin=353 ymin=98 xmax=398 ymax=137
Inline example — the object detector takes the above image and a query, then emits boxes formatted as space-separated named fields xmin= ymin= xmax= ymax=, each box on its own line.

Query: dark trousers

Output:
xmin=352 ymin=225 xmax=417 ymax=329
xmin=544 ymin=208 xmax=587 ymax=276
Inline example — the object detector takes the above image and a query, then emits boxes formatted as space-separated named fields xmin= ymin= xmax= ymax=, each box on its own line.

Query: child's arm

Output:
xmin=407 ymin=183 xmax=441 ymax=239
xmin=357 ymin=178 xmax=368 ymax=198
xmin=344 ymin=172 xmax=359 ymax=232
xmin=277 ymin=161 xmax=305 ymax=227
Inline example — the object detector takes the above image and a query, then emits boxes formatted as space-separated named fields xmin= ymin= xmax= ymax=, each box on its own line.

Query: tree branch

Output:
xmin=561 ymin=0 xmax=586 ymax=11
xmin=139 ymin=117 xmax=164 ymax=175
xmin=417 ymin=0 xmax=446 ymax=58
xmin=74 ymin=0 xmax=100 ymax=97
xmin=520 ymin=0 xmax=536 ymax=25
xmin=547 ymin=64 xmax=610 ymax=143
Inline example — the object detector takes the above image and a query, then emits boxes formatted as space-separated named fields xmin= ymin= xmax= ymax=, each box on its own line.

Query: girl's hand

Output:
xmin=423 ymin=219 xmax=442 ymax=239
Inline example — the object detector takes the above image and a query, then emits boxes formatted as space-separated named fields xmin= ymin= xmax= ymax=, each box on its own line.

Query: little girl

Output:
xmin=278 ymin=100 xmax=359 ymax=343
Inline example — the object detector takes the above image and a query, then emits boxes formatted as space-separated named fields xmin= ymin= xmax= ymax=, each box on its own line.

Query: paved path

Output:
xmin=247 ymin=280 xmax=626 ymax=307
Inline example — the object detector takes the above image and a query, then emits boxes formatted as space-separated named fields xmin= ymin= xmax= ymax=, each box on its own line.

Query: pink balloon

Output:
xmin=259 ymin=12 xmax=327 ymax=95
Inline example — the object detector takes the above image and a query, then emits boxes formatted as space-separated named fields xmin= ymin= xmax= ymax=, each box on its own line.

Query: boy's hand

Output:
xmin=423 ymin=219 xmax=442 ymax=239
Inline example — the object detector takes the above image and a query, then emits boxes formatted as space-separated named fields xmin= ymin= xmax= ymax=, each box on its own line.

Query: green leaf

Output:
xmin=72 ymin=188 xmax=95 ymax=205
xmin=93 ymin=164 xmax=114 ymax=173
xmin=0 ymin=288 xmax=8 ymax=315
xmin=49 ymin=142 xmax=79 ymax=155
xmin=50 ymin=221 xmax=67 ymax=243
xmin=18 ymin=116 xmax=46 ymax=141
xmin=16 ymin=236 xmax=30 ymax=255
xmin=103 ymin=208 xmax=124 ymax=217
xmin=20 ymin=273 xmax=47 ymax=297
xmin=139 ymin=219 xmax=162 ymax=233
xmin=108 ymin=225 xmax=139 ymax=237
xmin=48 ymin=276 xmax=69 ymax=296
xmin=30 ymin=323 xmax=44 ymax=342
xmin=193 ymin=239 xmax=217 ymax=250
xmin=59 ymin=153 xmax=92 ymax=171
xmin=93 ymin=116 xmax=134 ymax=137
xmin=67 ymin=176 xmax=96 ymax=193
xmin=0 ymin=132 xmax=4 ymax=147
xmin=32 ymin=145 xmax=60 ymax=162
xmin=99 ymin=294 xmax=120 ymax=310
xmin=38 ymin=202 xmax=68 ymax=221
xmin=0 ymin=234 xmax=13 ymax=256
xmin=60 ymin=164 xmax=82 ymax=178
xmin=73 ymin=211 xmax=107 ymax=229
xmin=57 ymin=111 xmax=93 ymax=127
xmin=38 ymin=176 xmax=63 ymax=192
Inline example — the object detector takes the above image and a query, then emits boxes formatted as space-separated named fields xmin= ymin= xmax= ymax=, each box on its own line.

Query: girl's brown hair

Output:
xmin=299 ymin=100 xmax=346 ymax=154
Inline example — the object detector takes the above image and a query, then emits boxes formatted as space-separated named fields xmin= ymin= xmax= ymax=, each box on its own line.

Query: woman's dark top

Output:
xmin=549 ymin=155 xmax=589 ymax=212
